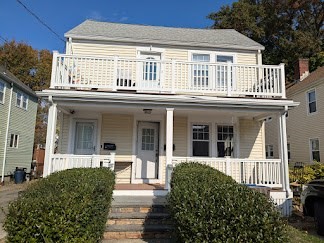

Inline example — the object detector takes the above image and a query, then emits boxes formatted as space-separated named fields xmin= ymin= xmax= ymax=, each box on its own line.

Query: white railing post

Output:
xmin=280 ymin=63 xmax=286 ymax=98
xmin=165 ymin=163 xmax=174 ymax=191
xmin=226 ymin=61 xmax=232 ymax=96
xmin=43 ymin=101 xmax=57 ymax=177
xmin=112 ymin=56 xmax=118 ymax=91
xmin=110 ymin=152 xmax=116 ymax=171
xmin=50 ymin=51 xmax=59 ymax=88
xmin=171 ymin=60 xmax=176 ymax=94
xmin=225 ymin=156 xmax=231 ymax=176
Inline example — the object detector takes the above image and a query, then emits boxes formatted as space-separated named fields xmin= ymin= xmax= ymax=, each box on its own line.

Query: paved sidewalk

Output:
xmin=0 ymin=181 xmax=32 ymax=241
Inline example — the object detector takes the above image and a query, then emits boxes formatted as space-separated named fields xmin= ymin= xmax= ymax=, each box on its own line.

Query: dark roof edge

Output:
xmin=0 ymin=67 xmax=38 ymax=98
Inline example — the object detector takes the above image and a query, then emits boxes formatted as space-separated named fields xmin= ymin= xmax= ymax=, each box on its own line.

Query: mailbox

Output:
xmin=103 ymin=143 xmax=116 ymax=150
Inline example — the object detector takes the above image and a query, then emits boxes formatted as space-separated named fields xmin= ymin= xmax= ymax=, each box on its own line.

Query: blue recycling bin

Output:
xmin=14 ymin=167 xmax=26 ymax=184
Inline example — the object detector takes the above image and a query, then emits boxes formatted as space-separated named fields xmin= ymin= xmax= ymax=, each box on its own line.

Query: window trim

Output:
xmin=306 ymin=89 xmax=317 ymax=115
xmin=9 ymin=133 xmax=19 ymax=149
xmin=16 ymin=91 xmax=28 ymax=110
xmin=265 ymin=144 xmax=274 ymax=159
xmin=0 ymin=81 xmax=5 ymax=104
xmin=216 ymin=124 xmax=234 ymax=157
xmin=191 ymin=123 xmax=211 ymax=157
xmin=309 ymin=138 xmax=320 ymax=162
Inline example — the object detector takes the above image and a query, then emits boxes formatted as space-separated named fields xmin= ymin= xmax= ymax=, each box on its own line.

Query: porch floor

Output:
xmin=115 ymin=184 xmax=165 ymax=191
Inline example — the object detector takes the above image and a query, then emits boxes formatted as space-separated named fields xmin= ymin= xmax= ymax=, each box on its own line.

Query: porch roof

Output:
xmin=37 ymin=89 xmax=298 ymax=112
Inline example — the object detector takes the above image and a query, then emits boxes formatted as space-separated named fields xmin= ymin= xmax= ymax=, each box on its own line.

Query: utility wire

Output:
xmin=0 ymin=35 xmax=8 ymax=43
xmin=16 ymin=0 xmax=65 ymax=43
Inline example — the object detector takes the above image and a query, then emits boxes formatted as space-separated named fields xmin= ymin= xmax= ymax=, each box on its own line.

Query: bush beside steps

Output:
xmin=168 ymin=162 xmax=287 ymax=242
xmin=4 ymin=168 xmax=115 ymax=243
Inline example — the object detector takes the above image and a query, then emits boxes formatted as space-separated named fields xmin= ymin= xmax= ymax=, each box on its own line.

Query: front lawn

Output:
xmin=287 ymin=225 xmax=323 ymax=243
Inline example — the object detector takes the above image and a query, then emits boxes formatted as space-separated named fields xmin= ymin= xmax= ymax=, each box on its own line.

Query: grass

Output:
xmin=287 ymin=225 xmax=323 ymax=243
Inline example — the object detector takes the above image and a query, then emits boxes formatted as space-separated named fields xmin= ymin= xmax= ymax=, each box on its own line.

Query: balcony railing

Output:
xmin=170 ymin=157 xmax=283 ymax=188
xmin=50 ymin=52 xmax=286 ymax=98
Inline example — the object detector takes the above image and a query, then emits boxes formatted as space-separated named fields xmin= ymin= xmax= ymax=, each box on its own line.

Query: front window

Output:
xmin=287 ymin=143 xmax=291 ymax=161
xmin=307 ymin=90 xmax=317 ymax=114
xmin=0 ymin=81 xmax=4 ymax=103
xmin=16 ymin=92 xmax=28 ymax=110
xmin=192 ymin=124 xmax=209 ymax=156
xmin=192 ymin=54 xmax=210 ymax=87
xmin=217 ymin=125 xmax=234 ymax=157
xmin=266 ymin=145 xmax=274 ymax=159
xmin=310 ymin=138 xmax=320 ymax=162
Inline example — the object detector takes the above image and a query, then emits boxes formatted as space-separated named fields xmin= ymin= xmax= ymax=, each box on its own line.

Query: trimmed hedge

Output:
xmin=168 ymin=163 xmax=287 ymax=243
xmin=4 ymin=168 xmax=115 ymax=243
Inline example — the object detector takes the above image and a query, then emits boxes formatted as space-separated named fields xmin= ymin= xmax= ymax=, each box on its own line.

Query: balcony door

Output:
xmin=74 ymin=120 xmax=97 ymax=155
xmin=215 ymin=55 xmax=234 ymax=91
xmin=140 ymin=52 xmax=161 ymax=89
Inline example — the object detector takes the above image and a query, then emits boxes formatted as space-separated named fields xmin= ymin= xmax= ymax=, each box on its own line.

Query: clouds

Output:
xmin=87 ymin=10 xmax=129 ymax=22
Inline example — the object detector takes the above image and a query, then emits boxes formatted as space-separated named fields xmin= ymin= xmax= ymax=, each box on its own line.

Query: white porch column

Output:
xmin=43 ymin=101 xmax=58 ymax=177
xmin=165 ymin=108 xmax=174 ymax=189
xmin=278 ymin=108 xmax=291 ymax=196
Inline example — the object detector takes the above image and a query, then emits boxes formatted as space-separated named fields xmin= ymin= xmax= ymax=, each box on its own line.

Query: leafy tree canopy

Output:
xmin=208 ymin=0 xmax=323 ymax=81
xmin=0 ymin=40 xmax=52 ymax=146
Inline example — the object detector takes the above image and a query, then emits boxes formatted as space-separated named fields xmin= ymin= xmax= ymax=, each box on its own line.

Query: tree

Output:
xmin=0 ymin=40 xmax=52 ymax=146
xmin=208 ymin=0 xmax=323 ymax=81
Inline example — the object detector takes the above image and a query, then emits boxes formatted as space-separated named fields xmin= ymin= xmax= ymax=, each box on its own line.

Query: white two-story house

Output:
xmin=37 ymin=20 xmax=298 ymax=216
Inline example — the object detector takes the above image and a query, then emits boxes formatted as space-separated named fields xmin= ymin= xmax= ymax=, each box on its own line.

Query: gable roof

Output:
xmin=65 ymin=20 xmax=265 ymax=51
xmin=287 ymin=66 xmax=324 ymax=96
xmin=0 ymin=66 xmax=37 ymax=98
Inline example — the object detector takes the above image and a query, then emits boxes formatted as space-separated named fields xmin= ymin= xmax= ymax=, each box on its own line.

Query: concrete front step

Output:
xmin=105 ymin=195 xmax=174 ymax=240
xmin=104 ymin=225 xmax=173 ymax=240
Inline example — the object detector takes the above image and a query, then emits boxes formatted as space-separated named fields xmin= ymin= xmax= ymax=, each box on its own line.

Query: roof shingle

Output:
xmin=65 ymin=20 xmax=264 ymax=51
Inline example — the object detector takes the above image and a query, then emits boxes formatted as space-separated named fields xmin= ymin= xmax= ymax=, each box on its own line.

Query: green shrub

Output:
xmin=4 ymin=168 xmax=115 ymax=243
xmin=168 ymin=163 xmax=287 ymax=243
xmin=289 ymin=162 xmax=324 ymax=184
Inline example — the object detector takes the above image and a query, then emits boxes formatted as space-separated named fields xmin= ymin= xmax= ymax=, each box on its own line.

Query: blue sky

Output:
xmin=1 ymin=0 xmax=235 ymax=52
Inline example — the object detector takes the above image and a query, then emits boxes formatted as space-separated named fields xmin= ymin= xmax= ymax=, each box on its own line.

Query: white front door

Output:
xmin=74 ymin=121 xmax=96 ymax=155
xmin=136 ymin=122 xmax=159 ymax=179
xmin=140 ymin=52 xmax=161 ymax=89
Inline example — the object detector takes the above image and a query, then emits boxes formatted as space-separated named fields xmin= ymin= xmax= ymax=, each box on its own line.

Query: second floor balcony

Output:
xmin=50 ymin=52 xmax=286 ymax=98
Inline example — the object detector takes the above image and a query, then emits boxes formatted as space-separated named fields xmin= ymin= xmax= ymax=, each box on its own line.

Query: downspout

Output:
xmin=1 ymin=82 xmax=14 ymax=184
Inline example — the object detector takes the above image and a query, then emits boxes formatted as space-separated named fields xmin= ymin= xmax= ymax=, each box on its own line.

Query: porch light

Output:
xmin=143 ymin=109 xmax=152 ymax=114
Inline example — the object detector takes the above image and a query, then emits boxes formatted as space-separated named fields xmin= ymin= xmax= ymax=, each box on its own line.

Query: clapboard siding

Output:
xmin=173 ymin=116 xmax=188 ymax=157
xmin=58 ymin=113 xmax=70 ymax=154
xmin=4 ymin=86 xmax=37 ymax=174
xmin=101 ymin=113 xmax=133 ymax=162
xmin=239 ymin=118 xmax=264 ymax=159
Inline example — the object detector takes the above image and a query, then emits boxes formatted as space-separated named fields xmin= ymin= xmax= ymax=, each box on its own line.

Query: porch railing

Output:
xmin=170 ymin=157 xmax=283 ymax=188
xmin=50 ymin=52 xmax=285 ymax=98
xmin=49 ymin=153 xmax=115 ymax=175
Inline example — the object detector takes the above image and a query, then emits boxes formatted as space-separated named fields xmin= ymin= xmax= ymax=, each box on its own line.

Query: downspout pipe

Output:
xmin=1 ymin=82 xmax=14 ymax=184
xmin=282 ymin=105 xmax=291 ymax=198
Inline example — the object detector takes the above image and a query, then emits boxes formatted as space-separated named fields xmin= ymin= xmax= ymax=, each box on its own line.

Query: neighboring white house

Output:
xmin=37 ymin=20 xmax=298 ymax=216
xmin=266 ymin=60 xmax=324 ymax=164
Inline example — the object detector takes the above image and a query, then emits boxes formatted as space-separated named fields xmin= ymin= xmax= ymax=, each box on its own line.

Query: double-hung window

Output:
xmin=16 ymin=92 xmax=28 ymax=110
xmin=310 ymin=138 xmax=320 ymax=162
xmin=217 ymin=125 xmax=234 ymax=157
xmin=307 ymin=90 xmax=317 ymax=114
xmin=265 ymin=145 xmax=274 ymax=159
xmin=0 ymin=81 xmax=4 ymax=103
xmin=9 ymin=134 xmax=19 ymax=148
xmin=192 ymin=124 xmax=209 ymax=156
xmin=192 ymin=54 xmax=210 ymax=88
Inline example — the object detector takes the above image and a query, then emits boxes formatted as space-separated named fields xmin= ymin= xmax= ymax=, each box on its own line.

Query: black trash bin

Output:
xmin=14 ymin=167 xmax=26 ymax=184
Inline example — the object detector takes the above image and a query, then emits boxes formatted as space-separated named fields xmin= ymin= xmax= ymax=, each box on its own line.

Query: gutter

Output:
xmin=1 ymin=82 xmax=14 ymax=184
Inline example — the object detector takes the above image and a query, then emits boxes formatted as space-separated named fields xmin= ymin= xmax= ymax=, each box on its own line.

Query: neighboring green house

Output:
xmin=0 ymin=66 xmax=38 ymax=183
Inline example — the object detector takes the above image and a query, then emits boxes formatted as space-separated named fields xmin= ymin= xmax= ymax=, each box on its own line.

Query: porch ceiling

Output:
xmin=38 ymin=89 xmax=298 ymax=118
